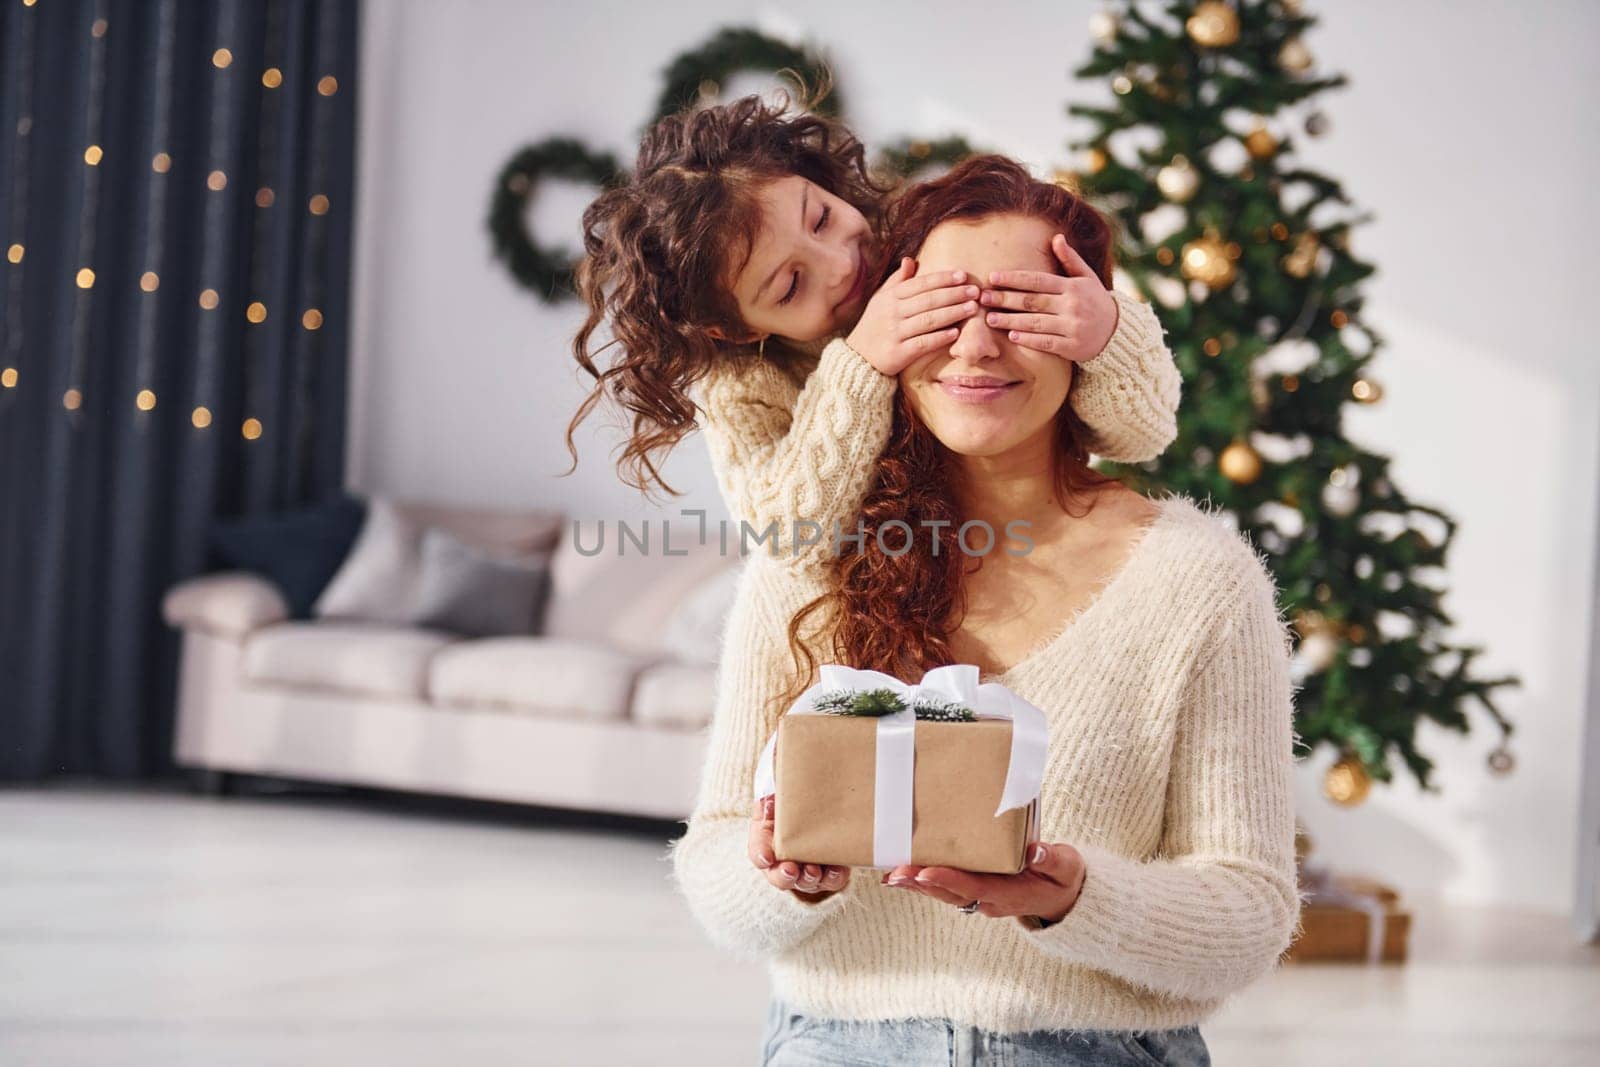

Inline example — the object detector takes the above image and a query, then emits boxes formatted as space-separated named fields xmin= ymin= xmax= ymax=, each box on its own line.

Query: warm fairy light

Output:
xmin=76 ymin=268 xmax=95 ymax=288
xmin=6 ymin=244 xmax=21 ymax=264
xmin=207 ymin=170 xmax=227 ymax=191
xmin=63 ymin=389 xmax=82 ymax=410
xmin=152 ymin=152 xmax=171 ymax=173
xmin=246 ymin=301 xmax=267 ymax=323
xmin=84 ymin=145 xmax=103 ymax=165
xmin=255 ymin=187 xmax=274 ymax=208
xmin=241 ymin=418 xmax=263 ymax=440
xmin=1330 ymin=309 xmax=1349 ymax=328
xmin=262 ymin=68 xmax=283 ymax=89
xmin=92 ymin=17 xmax=108 ymax=37
xmin=199 ymin=288 xmax=220 ymax=309
xmin=301 ymin=308 xmax=323 ymax=330
xmin=1202 ymin=337 xmax=1222 ymax=357
xmin=136 ymin=389 xmax=156 ymax=411
xmin=308 ymin=194 xmax=329 ymax=215
xmin=192 ymin=406 xmax=212 ymax=428
xmin=1 ymin=368 xmax=17 ymax=388
xmin=213 ymin=48 xmax=233 ymax=68
xmin=317 ymin=75 xmax=338 ymax=96
xmin=140 ymin=272 xmax=159 ymax=292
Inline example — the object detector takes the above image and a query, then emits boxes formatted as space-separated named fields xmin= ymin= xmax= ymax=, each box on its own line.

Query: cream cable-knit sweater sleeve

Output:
xmin=696 ymin=336 xmax=897 ymax=566
xmin=1072 ymin=289 xmax=1184 ymax=465
xmin=665 ymin=552 xmax=855 ymax=959
xmin=1013 ymin=543 xmax=1301 ymax=1001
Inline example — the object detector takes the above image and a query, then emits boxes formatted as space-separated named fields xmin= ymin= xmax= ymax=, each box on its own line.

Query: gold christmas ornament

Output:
xmin=1156 ymin=155 xmax=1200 ymax=202
xmin=1324 ymin=755 xmax=1372 ymax=806
xmin=1279 ymin=37 xmax=1313 ymax=74
xmin=1352 ymin=378 xmax=1383 ymax=404
xmin=1089 ymin=9 xmax=1120 ymax=45
xmin=1180 ymin=232 xmax=1236 ymax=290
xmin=1186 ymin=1 xmax=1240 ymax=48
xmin=1245 ymin=122 xmax=1280 ymax=160
xmin=1219 ymin=439 xmax=1262 ymax=484
xmin=1081 ymin=146 xmax=1108 ymax=173
xmin=1283 ymin=231 xmax=1320 ymax=278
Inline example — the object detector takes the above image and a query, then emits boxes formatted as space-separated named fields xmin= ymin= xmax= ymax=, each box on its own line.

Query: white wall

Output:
xmin=350 ymin=1 xmax=1600 ymax=915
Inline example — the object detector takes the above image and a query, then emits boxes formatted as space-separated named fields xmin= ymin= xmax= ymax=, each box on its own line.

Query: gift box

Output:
xmin=752 ymin=664 xmax=1048 ymax=874
xmin=1285 ymin=866 xmax=1411 ymax=963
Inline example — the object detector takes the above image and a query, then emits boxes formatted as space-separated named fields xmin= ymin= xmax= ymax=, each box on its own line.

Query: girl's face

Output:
xmin=899 ymin=213 xmax=1074 ymax=460
xmin=725 ymin=175 xmax=874 ymax=343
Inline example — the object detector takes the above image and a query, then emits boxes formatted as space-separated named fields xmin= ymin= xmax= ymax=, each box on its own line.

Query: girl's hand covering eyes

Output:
xmin=845 ymin=258 xmax=982 ymax=377
xmin=977 ymin=234 xmax=1119 ymax=362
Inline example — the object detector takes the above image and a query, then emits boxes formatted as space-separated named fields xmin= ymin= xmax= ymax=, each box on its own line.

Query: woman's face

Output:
xmin=725 ymin=175 xmax=874 ymax=343
xmin=899 ymin=213 xmax=1074 ymax=460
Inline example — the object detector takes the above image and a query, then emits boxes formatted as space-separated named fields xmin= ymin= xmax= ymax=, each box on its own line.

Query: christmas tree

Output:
xmin=1059 ymin=0 xmax=1519 ymax=799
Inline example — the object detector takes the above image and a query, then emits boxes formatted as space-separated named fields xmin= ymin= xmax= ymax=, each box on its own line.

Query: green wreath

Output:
xmin=651 ymin=26 xmax=842 ymax=124
xmin=487 ymin=137 xmax=622 ymax=302
xmin=872 ymin=135 xmax=983 ymax=183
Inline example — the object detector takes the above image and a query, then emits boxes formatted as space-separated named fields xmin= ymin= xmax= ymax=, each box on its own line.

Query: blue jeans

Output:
xmin=761 ymin=995 xmax=1210 ymax=1066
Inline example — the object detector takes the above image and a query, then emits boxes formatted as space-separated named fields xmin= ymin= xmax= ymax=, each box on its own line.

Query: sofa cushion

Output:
xmin=243 ymin=621 xmax=459 ymax=699
xmin=409 ymin=526 xmax=553 ymax=638
xmin=544 ymin=520 xmax=743 ymax=659
xmin=630 ymin=661 xmax=717 ymax=730
xmin=428 ymin=637 xmax=648 ymax=721
xmin=208 ymin=493 xmax=368 ymax=619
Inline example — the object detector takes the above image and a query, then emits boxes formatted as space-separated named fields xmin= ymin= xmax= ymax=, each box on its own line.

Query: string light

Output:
xmin=6 ymin=244 xmax=22 ymax=264
xmin=84 ymin=145 xmax=103 ymax=165
xmin=191 ymin=406 xmax=212 ymax=428
xmin=241 ymin=418 xmax=263 ymax=440
xmin=1 ymin=368 xmax=17 ymax=388
xmin=255 ymin=187 xmax=274 ymax=207
xmin=152 ymin=152 xmax=171 ymax=173
xmin=246 ymin=301 xmax=267 ymax=323
xmin=262 ymin=68 xmax=283 ymax=89
xmin=140 ymin=271 xmax=159 ymax=292
xmin=91 ymin=18 xmax=108 ymax=38
xmin=198 ymin=288 xmax=219 ymax=309
xmin=317 ymin=75 xmax=338 ymax=96
xmin=63 ymin=389 xmax=82 ymax=410
xmin=206 ymin=170 xmax=227 ymax=191
xmin=308 ymin=194 xmax=329 ymax=215
xmin=135 ymin=389 xmax=156 ymax=411
xmin=212 ymin=48 xmax=233 ymax=69
xmin=76 ymin=268 xmax=95 ymax=289
xmin=301 ymin=309 xmax=323 ymax=330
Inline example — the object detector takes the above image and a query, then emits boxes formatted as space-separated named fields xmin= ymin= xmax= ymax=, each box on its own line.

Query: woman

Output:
xmin=667 ymin=157 xmax=1300 ymax=1065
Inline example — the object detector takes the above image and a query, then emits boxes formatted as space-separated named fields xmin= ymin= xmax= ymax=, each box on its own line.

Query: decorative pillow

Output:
xmin=410 ymin=525 xmax=553 ymax=638
xmin=208 ymin=493 xmax=368 ymax=619
xmin=311 ymin=498 xmax=426 ymax=624
xmin=660 ymin=561 xmax=744 ymax=665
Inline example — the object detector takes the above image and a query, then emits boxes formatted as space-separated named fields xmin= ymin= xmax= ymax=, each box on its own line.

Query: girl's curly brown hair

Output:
xmin=563 ymin=76 xmax=898 ymax=500
xmin=773 ymin=154 xmax=1125 ymax=714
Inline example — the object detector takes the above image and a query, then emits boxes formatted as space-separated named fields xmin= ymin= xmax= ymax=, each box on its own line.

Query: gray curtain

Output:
xmin=0 ymin=0 xmax=360 ymax=778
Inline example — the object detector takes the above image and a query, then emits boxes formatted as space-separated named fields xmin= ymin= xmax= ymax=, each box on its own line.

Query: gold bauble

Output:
xmin=1219 ymin=439 xmax=1262 ymax=484
xmin=1089 ymin=9 xmax=1120 ymax=45
xmin=1180 ymin=232 xmax=1236 ymax=290
xmin=1279 ymin=37 xmax=1314 ymax=75
xmin=1156 ymin=154 xmax=1200 ymax=202
xmin=1324 ymin=756 xmax=1372 ymax=807
xmin=1245 ymin=122 xmax=1279 ymax=160
xmin=1186 ymin=1 xmax=1240 ymax=48
xmin=1081 ymin=146 xmax=1108 ymax=173
xmin=1283 ymin=232 xmax=1320 ymax=278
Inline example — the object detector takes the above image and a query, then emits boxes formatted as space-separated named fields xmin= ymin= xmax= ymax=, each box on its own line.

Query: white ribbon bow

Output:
xmin=753 ymin=663 xmax=1049 ymax=869
xmin=1299 ymin=861 xmax=1389 ymax=963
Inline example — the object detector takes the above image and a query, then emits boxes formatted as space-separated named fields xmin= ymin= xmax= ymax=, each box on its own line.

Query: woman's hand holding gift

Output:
xmin=749 ymin=794 xmax=851 ymax=901
xmin=846 ymin=257 xmax=982 ymax=376
xmin=880 ymin=841 xmax=1087 ymax=923
xmin=979 ymin=234 xmax=1119 ymax=361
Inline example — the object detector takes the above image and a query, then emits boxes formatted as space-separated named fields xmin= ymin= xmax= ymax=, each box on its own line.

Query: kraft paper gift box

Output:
xmin=752 ymin=663 xmax=1049 ymax=874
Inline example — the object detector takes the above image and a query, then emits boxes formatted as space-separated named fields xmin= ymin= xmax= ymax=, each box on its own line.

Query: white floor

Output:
xmin=3 ymin=782 xmax=1597 ymax=1067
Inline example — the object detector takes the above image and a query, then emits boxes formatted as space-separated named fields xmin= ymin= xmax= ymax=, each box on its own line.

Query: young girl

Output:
xmin=566 ymin=89 xmax=1182 ymax=568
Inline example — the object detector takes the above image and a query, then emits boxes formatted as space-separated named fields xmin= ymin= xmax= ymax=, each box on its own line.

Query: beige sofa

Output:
xmin=161 ymin=503 xmax=740 ymax=821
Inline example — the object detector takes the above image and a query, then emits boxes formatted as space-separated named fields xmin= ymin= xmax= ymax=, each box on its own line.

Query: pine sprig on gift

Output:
xmin=812 ymin=687 xmax=976 ymax=722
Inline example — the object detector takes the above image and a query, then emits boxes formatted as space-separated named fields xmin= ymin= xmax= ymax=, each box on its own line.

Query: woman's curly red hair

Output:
xmin=774 ymin=154 xmax=1125 ymax=713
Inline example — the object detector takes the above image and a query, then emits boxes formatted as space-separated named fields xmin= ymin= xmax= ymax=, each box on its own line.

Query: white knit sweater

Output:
xmin=667 ymin=492 xmax=1302 ymax=1032
xmin=667 ymin=291 xmax=1301 ymax=1032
